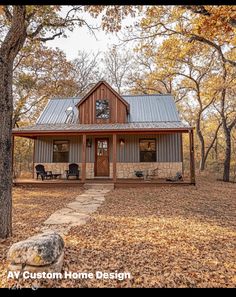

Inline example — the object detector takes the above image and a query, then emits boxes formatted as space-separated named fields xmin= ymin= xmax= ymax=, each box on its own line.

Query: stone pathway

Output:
xmin=41 ymin=187 xmax=112 ymax=235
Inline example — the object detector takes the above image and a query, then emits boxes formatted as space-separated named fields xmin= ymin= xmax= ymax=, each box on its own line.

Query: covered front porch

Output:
xmin=12 ymin=128 xmax=196 ymax=186
xmin=13 ymin=178 xmax=193 ymax=188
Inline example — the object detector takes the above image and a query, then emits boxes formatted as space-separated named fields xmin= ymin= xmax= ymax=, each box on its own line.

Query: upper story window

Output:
xmin=139 ymin=139 xmax=156 ymax=162
xmin=96 ymin=99 xmax=110 ymax=119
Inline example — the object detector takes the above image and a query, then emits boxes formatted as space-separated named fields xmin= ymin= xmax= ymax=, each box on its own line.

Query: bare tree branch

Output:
xmin=36 ymin=31 xmax=63 ymax=42
xmin=189 ymin=34 xmax=236 ymax=67
xmin=3 ymin=6 xmax=12 ymax=21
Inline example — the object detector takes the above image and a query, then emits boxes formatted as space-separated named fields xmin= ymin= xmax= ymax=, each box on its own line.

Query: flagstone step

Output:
xmin=84 ymin=183 xmax=114 ymax=190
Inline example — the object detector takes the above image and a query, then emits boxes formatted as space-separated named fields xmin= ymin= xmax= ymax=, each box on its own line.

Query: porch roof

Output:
xmin=13 ymin=121 xmax=193 ymax=137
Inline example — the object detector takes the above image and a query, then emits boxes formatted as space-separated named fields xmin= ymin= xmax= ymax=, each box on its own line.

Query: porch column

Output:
xmin=189 ymin=129 xmax=195 ymax=185
xmin=81 ymin=134 xmax=86 ymax=183
xmin=32 ymin=138 xmax=35 ymax=179
xmin=112 ymin=134 xmax=117 ymax=182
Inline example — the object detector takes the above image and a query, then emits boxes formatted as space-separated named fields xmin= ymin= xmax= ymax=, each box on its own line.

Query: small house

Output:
xmin=13 ymin=81 xmax=195 ymax=184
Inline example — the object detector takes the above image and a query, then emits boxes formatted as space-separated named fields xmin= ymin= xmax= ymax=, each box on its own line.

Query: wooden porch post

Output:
xmin=82 ymin=134 xmax=86 ymax=183
xmin=32 ymin=138 xmax=35 ymax=179
xmin=189 ymin=129 xmax=196 ymax=185
xmin=113 ymin=133 xmax=117 ymax=182
xmin=180 ymin=133 xmax=184 ymax=175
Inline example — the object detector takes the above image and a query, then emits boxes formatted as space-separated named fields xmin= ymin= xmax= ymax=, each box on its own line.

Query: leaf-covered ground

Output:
xmin=0 ymin=186 xmax=83 ymax=288
xmin=1 ymin=177 xmax=236 ymax=288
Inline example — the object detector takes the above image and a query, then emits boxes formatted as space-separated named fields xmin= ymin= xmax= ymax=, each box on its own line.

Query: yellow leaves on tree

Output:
xmin=138 ymin=6 xmax=236 ymax=68
xmin=85 ymin=6 xmax=142 ymax=32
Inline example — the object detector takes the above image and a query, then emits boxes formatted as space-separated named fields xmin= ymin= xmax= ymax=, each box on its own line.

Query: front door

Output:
xmin=95 ymin=138 xmax=109 ymax=177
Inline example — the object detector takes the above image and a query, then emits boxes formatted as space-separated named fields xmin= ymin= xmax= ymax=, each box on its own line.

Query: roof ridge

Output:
xmin=50 ymin=97 xmax=81 ymax=100
xmin=130 ymin=120 xmax=182 ymax=123
xmin=122 ymin=93 xmax=172 ymax=97
xmin=49 ymin=94 xmax=173 ymax=100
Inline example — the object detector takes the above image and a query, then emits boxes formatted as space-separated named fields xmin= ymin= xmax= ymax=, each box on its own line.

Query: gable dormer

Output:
xmin=76 ymin=81 xmax=129 ymax=124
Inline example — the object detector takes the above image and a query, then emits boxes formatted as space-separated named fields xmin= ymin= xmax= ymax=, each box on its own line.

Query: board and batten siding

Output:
xmin=78 ymin=82 xmax=128 ymax=124
xmin=34 ymin=136 xmax=82 ymax=163
xmin=34 ymin=133 xmax=182 ymax=164
xmin=117 ymin=134 xmax=182 ymax=162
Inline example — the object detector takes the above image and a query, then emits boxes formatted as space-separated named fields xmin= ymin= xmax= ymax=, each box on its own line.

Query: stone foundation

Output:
xmin=117 ymin=162 xmax=183 ymax=179
xmin=35 ymin=162 xmax=182 ymax=179
xmin=86 ymin=163 xmax=94 ymax=179
xmin=34 ymin=163 xmax=93 ymax=179
xmin=34 ymin=163 xmax=72 ymax=179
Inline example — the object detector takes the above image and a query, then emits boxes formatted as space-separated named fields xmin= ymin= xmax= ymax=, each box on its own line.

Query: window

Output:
xmin=53 ymin=140 xmax=69 ymax=162
xmin=96 ymin=99 xmax=110 ymax=119
xmin=139 ymin=139 xmax=156 ymax=162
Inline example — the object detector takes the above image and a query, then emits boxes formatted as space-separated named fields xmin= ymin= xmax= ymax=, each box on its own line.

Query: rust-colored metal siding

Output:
xmin=78 ymin=83 xmax=127 ymax=124
xmin=34 ymin=134 xmax=182 ymax=163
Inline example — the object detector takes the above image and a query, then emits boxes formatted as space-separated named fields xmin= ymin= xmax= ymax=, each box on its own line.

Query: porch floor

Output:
xmin=14 ymin=177 xmax=193 ymax=187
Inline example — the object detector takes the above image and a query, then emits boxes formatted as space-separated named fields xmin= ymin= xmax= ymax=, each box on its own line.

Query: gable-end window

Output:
xmin=139 ymin=139 xmax=156 ymax=162
xmin=53 ymin=140 xmax=69 ymax=162
xmin=96 ymin=99 xmax=110 ymax=119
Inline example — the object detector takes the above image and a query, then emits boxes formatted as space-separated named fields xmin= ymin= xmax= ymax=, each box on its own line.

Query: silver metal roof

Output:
xmin=36 ymin=97 xmax=80 ymax=124
xmin=13 ymin=121 xmax=190 ymax=133
xmin=123 ymin=94 xmax=180 ymax=122
xmin=36 ymin=94 xmax=181 ymax=124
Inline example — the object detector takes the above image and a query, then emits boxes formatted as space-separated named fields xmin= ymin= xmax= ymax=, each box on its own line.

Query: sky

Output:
xmin=47 ymin=21 xmax=116 ymax=60
xmin=46 ymin=7 xmax=138 ymax=61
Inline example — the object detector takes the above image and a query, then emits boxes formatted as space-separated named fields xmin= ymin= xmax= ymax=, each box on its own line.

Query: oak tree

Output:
xmin=0 ymin=5 xmax=136 ymax=238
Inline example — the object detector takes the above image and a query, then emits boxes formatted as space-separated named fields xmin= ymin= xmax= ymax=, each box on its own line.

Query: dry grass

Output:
xmin=0 ymin=176 xmax=236 ymax=288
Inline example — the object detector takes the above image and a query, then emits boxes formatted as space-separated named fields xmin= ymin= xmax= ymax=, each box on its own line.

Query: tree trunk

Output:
xmin=214 ymin=137 xmax=218 ymax=161
xmin=0 ymin=61 xmax=14 ymax=238
xmin=223 ymin=127 xmax=231 ymax=182
xmin=196 ymin=116 xmax=205 ymax=171
xmin=203 ymin=122 xmax=222 ymax=169
xmin=0 ymin=6 xmax=26 ymax=238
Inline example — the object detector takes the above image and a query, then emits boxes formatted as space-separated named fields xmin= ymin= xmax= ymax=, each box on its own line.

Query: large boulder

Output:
xmin=7 ymin=232 xmax=64 ymax=273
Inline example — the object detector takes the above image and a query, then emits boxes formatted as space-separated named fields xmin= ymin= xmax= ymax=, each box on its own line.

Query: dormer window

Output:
xmin=96 ymin=99 xmax=110 ymax=119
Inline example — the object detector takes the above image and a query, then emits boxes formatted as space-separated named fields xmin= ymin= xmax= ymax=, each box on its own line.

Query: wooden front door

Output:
xmin=95 ymin=138 xmax=109 ymax=177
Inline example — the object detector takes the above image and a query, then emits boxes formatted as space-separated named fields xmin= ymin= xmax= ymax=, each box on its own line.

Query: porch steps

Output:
xmin=84 ymin=183 xmax=114 ymax=190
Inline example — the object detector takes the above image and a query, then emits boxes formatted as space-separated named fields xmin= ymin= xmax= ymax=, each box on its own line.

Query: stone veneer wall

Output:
xmin=35 ymin=162 xmax=182 ymax=179
xmin=116 ymin=162 xmax=183 ymax=179
xmin=86 ymin=163 xmax=94 ymax=179
xmin=34 ymin=163 xmax=111 ymax=179
xmin=35 ymin=163 xmax=83 ymax=179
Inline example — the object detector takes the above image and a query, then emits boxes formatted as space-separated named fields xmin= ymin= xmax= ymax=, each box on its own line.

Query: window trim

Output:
xmin=52 ymin=140 xmax=70 ymax=163
xmin=95 ymin=99 xmax=110 ymax=119
xmin=139 ymin=138 xmax=157 ymax=163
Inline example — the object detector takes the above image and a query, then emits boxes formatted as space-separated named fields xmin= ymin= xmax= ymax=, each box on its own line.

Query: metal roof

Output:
xmin=13 ymin=122 xmax=190 ymax=134
xmin=36 ymin=97 xmax=80 ymax=124
xmin=36 ymin=94 xmax=181 ymax=124
xmin=123 ymin=94 xmax=180 ymax=122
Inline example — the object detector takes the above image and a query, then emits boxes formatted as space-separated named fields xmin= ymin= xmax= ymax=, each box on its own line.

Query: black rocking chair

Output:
xmin=35 ymin=164 xmax=53 ymax=181
xmin=65 ymin=163 xmax=80 ymax=180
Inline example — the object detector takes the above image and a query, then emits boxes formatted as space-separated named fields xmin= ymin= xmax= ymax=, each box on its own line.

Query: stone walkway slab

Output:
xmin=42 ymin=186 xmax=112 ymax=235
